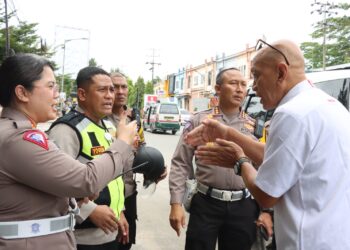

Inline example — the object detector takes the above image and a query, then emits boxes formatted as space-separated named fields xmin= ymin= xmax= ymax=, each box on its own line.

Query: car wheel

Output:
xmin=172 ymin=130 xmax=177 ymax=135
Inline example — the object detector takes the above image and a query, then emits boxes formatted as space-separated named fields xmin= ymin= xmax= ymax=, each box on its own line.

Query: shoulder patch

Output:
xmin=23 ymin=130 xmax=49 ymax=150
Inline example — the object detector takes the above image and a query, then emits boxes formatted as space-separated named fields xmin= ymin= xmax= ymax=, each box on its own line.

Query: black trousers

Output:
xmin=185 ymin=192 xmax=259 ymax=250
xmin=118 ymin=192 xmax=138 ymax=250
xmin=77 ymin=238 xmax=119 ymax=250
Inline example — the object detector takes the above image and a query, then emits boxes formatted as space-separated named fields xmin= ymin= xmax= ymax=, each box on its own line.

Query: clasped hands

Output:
xmin=185 ymin=118 xmax=245 ymax=167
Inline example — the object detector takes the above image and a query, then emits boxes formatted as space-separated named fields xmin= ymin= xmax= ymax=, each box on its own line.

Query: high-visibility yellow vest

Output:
xmin=51 ymin=111 xmax=124 ymax=225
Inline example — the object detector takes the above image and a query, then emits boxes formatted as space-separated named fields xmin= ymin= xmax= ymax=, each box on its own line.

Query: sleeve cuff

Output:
xmin=75 ymin=200 xmax=98 ymax=223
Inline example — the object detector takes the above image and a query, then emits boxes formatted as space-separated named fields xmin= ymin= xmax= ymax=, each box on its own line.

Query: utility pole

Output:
xmin=4 ymin=0 xmax=10 ymax=58
xmin=311 ymin=1 xmax=338 ymax=70
xmin=59 ymin=37 xmax=88 ymax=112
xmin=146 ymin=48 xmax=161 ymax=84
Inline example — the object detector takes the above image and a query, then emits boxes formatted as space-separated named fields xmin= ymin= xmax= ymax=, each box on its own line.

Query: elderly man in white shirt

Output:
xmin=186 ymin=39 xmax=350 ymax=250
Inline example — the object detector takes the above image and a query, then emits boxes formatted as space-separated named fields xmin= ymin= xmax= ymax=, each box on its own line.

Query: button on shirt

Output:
xmin=255 ymin=80 xmax=350 ymax=250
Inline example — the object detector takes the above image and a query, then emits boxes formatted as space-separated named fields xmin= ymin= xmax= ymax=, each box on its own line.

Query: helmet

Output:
xmin=132 ymin=146 xmax=165 ymax=183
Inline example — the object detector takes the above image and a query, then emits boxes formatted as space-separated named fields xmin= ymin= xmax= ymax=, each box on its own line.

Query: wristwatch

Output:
xmin=234 ymin=157 xmax=250 ymax=176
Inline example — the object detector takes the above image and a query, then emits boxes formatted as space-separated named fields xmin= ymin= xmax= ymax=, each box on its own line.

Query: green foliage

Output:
xmin=0 ymin=20 xmax=53 ymax=63
xmin=128 ymin=76 xmax=147 ymax=109
xmin=301 ymin=3 xmax=350 ymax=69
xmin=88 ymin=58 xmax=98 ymax=67
xmin=145 ymin=81 xmax=154 ymax=94
xmin=56 ymin=74 xmax=75 ymax=95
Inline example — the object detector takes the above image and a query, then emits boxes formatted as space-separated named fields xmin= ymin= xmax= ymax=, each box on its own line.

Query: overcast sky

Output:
xmin=10 ymin=0 xmax=337 ymax=82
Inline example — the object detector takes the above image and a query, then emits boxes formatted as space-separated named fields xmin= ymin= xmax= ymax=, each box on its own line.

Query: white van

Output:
xmin=143 ymin=102 xmax=181 ymax=135
xmin=307 ymin=69 xmax=350 ymax=110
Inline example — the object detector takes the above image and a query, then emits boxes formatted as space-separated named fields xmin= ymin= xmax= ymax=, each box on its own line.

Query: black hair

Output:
xmin=0 ymin=53 xmax=54 ymax=107
xmin=76 ymin=66 xmax=110 ymax=89
xmin=215 ymin=67 xmax=240 ymax=85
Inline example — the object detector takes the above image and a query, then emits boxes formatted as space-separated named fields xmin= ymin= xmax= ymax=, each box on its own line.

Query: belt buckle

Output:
xmin=222 ymin=191 xmax=232 ymax=201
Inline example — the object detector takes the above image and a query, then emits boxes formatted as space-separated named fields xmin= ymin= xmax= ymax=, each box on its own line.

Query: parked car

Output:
xmin=143 ymin=102 xmax=181 ymax=135
xmin=180 ymin=108 xmax=192 ymax=125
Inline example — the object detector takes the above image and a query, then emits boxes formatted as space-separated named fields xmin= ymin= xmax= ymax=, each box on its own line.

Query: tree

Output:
xmin=301 ymin=3 xmax=350 ymax=69
xmin=145 ymin=80 xmax=154 ymax=94
xmin=129 ymin=76 xmax=146 ymax=109
xmin=88 ymin=58 xmax=98 ymax=67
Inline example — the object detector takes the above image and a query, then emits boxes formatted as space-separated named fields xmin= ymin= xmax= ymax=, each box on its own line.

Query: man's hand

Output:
xmin=117 ymin=211 xmax=129 ymax=244
xmin=185 ymin=118 xmax=229 ymax=147
xmin=195 ymin=138 xmax=245 ymax=168
xmin=256 ymin=212 xmax=274 ymax=238
xmin=89 ymin=205 xmax=118 ymax=234
xmin=117 ymin=118 xmax=137 ymax=146
xmin=169 ymin=204 xmax=186 ymax=237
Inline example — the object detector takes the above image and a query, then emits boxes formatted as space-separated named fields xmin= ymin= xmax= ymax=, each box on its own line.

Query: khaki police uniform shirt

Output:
xmin=0 ymin=107 xmax=132 ymax=250
xmin=169 ymin=108 xmax=256 ymax=204
xmin=48 ymin=106 xmax=134 ymax=245
xmin=107 ymin=113 xmax=136 ymax=198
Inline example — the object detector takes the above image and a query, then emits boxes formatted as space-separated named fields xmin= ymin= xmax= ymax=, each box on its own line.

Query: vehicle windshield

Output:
xmin=159 ymin=104 xmax=179 ymax=114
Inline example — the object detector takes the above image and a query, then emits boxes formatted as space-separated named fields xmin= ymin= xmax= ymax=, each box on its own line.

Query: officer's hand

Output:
xmin=155 ymin=166 xmax=168 ymax=183
xmin=117 ymin=118 xmax=137 ymax=146
xmin=256 ymin=212 xmax=274 ymax=238
xmin=89 ymin=205 xmax=118 ymax=234
xmin=169 ymin=204 xmax=186 ymax=237
xmin=195 ymin=138 xmax=245 ymax=168
xmin=117 ymin=211 xmax=129 ymax=244
xmin=185 ymin=118 xmax=229 ymax=147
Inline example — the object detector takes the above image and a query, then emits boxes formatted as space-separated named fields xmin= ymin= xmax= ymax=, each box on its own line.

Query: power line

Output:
xmin=9 ymin=0 xmax=20 ymax=23
xmin=146 ymin=48 xmax=161 ymax=84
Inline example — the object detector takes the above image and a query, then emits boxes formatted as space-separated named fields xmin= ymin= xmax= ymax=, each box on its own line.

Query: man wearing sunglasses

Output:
xmin=186 ymin=39 xmax=350 ymax=250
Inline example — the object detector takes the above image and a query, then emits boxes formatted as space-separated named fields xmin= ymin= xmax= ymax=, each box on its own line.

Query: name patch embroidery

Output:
xmin=23 ymin=130 xmax=49 ymax=150
xmin=91 ymin=146 xmax=105 ymax=156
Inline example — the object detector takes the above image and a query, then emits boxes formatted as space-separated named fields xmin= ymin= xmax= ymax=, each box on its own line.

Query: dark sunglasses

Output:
xmin=255 ymin=39 xmax=290 ymax=66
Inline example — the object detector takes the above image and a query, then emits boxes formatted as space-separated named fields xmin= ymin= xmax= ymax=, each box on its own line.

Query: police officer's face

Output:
xmin=112 ymin=76 xmax=128 ymax=108
xmin=26 ymin=66 xmax=59 ymax=123
xmin=215 ymin=70 xmax=247 ymax=109
xmin=79 ymin=74 xmax=115 ymax=122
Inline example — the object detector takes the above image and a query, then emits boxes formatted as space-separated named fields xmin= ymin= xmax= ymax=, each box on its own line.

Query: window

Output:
xmin=152 ymin=107 xmax=157 ymax=114
xmin=194 ymin=76 xmax=199 ymax=86
xmin=187 ymin=76 xmax=191 ymax=88
xmin=159 ymin=104 xmax=179 ymax=114
xmin=208 ymin=71 xmax=212 ymax=86
xmin=181 ymin=78 xmax=184 ymax=90
xmin=315 ymin=78 xmax=350 ymax=110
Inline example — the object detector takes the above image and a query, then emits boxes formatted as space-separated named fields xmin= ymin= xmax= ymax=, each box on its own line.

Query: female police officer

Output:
xmin=0 ymin=53 xmax=136 ymax=249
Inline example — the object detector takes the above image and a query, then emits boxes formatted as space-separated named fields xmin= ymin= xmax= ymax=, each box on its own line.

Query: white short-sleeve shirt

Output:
xmin=256 ymin=80 xmax=350 ymax=250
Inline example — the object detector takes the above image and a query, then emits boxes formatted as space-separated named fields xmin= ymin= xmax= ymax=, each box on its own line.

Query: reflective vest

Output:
xmin=50 ymin=110 xmax=124 ymax=229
